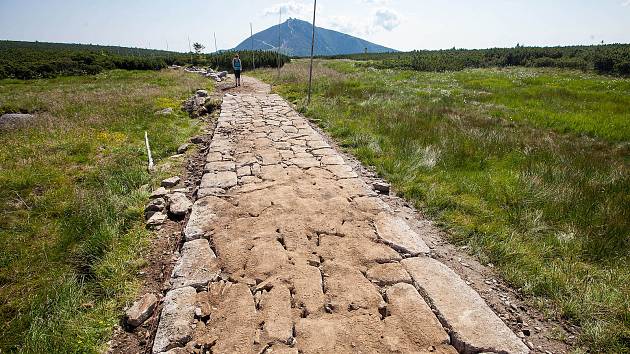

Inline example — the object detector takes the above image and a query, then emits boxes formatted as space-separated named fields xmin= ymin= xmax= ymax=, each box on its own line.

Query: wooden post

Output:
xmin=277 ymin=7 xmax=282 ymax=78
xmin=307 ymin=0 xmax=317 ymax=106
xmin=251 ymin=22 xmax=255 ymax=70
xmin=214 ymin=32 xmax=218 ymax=68
xmin=144 ymin=131 xmax=154 ymax=172
xmin=187 ymin=36 xmax=192 ymax=63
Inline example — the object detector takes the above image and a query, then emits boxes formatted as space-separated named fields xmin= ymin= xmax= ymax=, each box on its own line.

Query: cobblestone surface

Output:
xmin=152 ymin=86 xmax=529 ymax=354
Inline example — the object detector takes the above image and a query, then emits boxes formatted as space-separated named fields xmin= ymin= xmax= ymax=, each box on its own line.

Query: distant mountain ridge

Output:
xmin=233 ymin=18 xmax=396 ymax=57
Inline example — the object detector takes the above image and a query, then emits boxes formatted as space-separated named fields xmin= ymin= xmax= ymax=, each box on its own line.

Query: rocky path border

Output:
xmin=148 ymin=81 xmax=532 ymax=354
xmin=108 ymin=85 xmax=223 ymax=354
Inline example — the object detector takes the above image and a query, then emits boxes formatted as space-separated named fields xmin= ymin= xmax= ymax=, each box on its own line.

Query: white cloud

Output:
xmin=372 ymin=8 xmax=401 ymax=31
xmin=324 ymin=7 xmax=402 ymax=36
xmin=326 ymin=15 xmax=369 ymax=36
xmin=622 ymin=0 xmax=630 ymax=6
xmin=361 ymin=0 xmax=391 ymax=4
xmin=263 ymin=1 xmax=310 ymax=19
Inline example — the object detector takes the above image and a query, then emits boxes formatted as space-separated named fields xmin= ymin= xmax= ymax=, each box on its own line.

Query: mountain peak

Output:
xmin=234 ymin=19 xmax=396 ymax=57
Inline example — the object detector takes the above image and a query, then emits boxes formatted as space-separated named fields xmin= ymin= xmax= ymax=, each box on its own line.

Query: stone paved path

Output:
xmin=152 ymin=81 xmax=530 ymax=354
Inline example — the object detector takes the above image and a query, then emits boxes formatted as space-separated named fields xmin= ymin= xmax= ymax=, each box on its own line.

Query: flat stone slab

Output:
xmin=307 ymin=140 xmax=330 ymax=149
xmin=366 ymin=262 xmax=412 ymax=286
xmin=260 ymin=284 xmax=293 ymax=342
xmin=146 ymin=211 xmax=167 ymax=228
xmin=200 ymin=282 xmax=258 ymax=353
xmin=237 ymin=165 xmax=252 ymax=177
xmin=325 ymin=164 xmax=358 ymax=179
xmin=236 ymin=152 xmax=258 ymax=167
xmin=291 ymin=157 xmax=320 ymax=169
xmin=402 ymin=257 xmax=530 ymax=354
xmin=153 ymin=286 xmax=196 ymax=354
xmin=320 ymin=155 xmax=344 ymax=165
xmin=204 ymin=161 xmax=235 ymax=173
xmin=183 ymin=196 xmax=233 ymax=241
xmin=311 ymin=148 xmax=336 ymax=157
xmin=374 ymin=212 xmax=430 ymax=255
xmin=171 ymin=239 xmax=220 ymax=289
xmin=200 ymin=171 xmax=237 ymax=189
xmin=206 ymin=152 xmax=223 ymax=162
xmin=385 ymin=283 xmax=452 ymax=350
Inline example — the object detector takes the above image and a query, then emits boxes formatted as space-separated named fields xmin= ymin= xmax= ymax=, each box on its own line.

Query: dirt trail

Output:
xmin=148 ymin=77 xmax=533 ymax=354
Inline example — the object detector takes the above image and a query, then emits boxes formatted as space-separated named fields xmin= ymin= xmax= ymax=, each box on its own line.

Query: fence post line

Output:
xmin=214 ymin=32 xmax=218 ymax=68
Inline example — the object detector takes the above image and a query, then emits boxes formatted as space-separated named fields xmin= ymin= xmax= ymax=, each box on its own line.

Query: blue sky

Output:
xmin=1 ymin=0 xmax=629 ymax=52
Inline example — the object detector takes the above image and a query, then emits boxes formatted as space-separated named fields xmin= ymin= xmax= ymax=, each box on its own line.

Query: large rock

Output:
xmin=402 ymin=257 xmax=530 ymax=354
xmin=182 ymin=94 xmax=208 ymax=117
xmin=374 ymin=212 xmax=429 ymax=255
xmin=207 ymin=73 xmax=222 ymax=82
xmin=0 ymin=113 xmax=34 ymax=130
xmin=184 ymin=196 xmax=233 ymax=241
xmin=125 ymin=293 xmax=158 ymax=328
xmin=152 ymin=287 xmax=196 ymax=354
xmin=167 ymin=192 xmax=192 ymax=216
xmin=162 ymin=176 xmax=181 ymax=188
xmin=171 ymin=239 xmax=220 ymax=289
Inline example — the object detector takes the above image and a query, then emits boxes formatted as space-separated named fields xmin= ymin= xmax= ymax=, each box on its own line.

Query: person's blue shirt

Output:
xmin=233 ymin=58 xmax=242 ymax=71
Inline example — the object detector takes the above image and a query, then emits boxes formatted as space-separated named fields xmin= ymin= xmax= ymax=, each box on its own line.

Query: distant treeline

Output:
xmin=326 ymin=44 xmax=630 ymax=76
xmin=0 ymin=41 xmax=289 ymax=80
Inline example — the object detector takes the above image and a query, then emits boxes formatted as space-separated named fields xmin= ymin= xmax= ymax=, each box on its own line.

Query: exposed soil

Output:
xmin=218 ymin=75 xmax=271 ymax=95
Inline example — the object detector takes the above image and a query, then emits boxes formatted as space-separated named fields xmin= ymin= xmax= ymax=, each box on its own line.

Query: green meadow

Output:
xmin=0 ymin=70 xmax=209 ymax=352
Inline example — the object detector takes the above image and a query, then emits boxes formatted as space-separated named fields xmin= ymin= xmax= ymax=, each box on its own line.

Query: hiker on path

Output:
xmin=232 ymin=54 xmax=242 ymax=87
